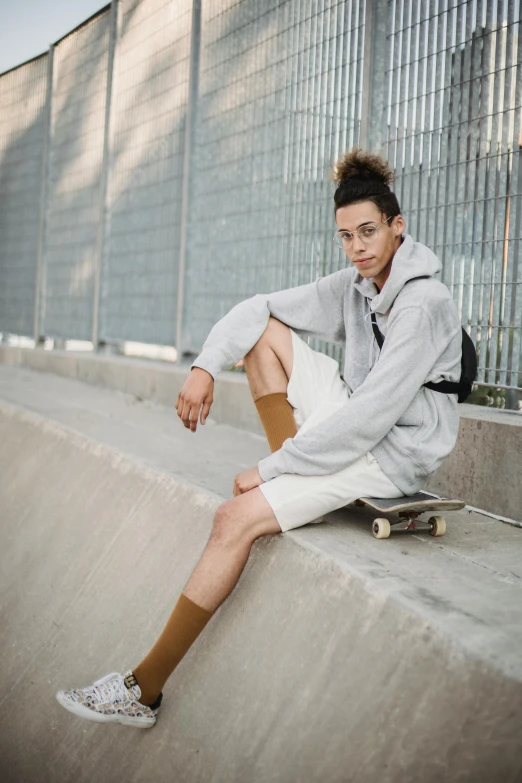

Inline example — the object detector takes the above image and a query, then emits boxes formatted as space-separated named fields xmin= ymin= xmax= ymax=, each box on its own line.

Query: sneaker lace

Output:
xmin=88 ymin=672 xmax=129 ymax=703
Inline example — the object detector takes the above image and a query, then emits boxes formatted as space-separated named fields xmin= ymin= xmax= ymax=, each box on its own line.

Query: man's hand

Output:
xmin=176 ymin=367 xmax=214 ymax=432
xmin=233 ymin=467 xmax=264 ymax=497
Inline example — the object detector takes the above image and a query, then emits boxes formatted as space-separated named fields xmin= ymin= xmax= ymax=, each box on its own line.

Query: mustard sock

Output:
xmin=254 ymin=392 xmax=298 ymax=453
xmin=133 ymin=593 xmax=213 ymax=706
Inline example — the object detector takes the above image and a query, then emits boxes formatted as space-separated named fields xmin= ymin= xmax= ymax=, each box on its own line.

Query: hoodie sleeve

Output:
xmin=257 ymin=304 xmax=454 ymax=480
xmin=191 ymin=269 xmax=348 ymax=380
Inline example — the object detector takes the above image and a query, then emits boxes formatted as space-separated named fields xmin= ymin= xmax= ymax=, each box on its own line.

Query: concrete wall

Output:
xmin=425 ymin=406 xmax=522 ymax=522
xmin=1 ymin=344 xmax=521 ymax=522
xmin=1 ymin=387 xmax=522 ymax=783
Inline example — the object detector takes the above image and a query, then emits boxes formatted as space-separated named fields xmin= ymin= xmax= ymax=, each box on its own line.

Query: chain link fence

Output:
xmin=0 ymin=0 xmax=520 ymax=400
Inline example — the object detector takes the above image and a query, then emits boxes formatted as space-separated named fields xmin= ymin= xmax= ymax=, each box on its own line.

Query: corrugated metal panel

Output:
xmin=0 ymin=55 xmax=49 ymax=337
xmin=99 ymin=0 xmax=193 ymax=346
xmin=41 ymin=10 xmax=112 ymax=340
xmin=182 ymin=0 xmax=366 ymax=358
xmin=385 ymin=0 xmax=522 ymax=390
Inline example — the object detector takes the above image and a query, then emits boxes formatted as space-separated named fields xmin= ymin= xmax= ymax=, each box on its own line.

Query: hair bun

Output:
xmin=332 ymin=147 xmax=395 ymax=187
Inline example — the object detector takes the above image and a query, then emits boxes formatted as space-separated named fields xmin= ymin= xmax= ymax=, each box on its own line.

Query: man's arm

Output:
xmin=176 ymin=268 xmax=348 ymax=431
xmin=191 ymin=268 xmax=349 ymax=380
xmin=256 ymin=304 xmax=458 ymax=480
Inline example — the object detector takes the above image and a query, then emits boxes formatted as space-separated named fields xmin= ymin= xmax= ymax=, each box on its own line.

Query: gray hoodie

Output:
xmin=192 ymin=234 xmax=462 ymax=495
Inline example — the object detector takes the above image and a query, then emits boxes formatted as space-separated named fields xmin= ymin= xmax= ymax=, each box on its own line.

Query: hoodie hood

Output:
xmin=353 ymin=234 xmax=442 ymax=314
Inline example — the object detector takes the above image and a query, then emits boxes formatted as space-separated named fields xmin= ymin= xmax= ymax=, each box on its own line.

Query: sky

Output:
xmin=1 ymin=0 xmax=108 ymax=74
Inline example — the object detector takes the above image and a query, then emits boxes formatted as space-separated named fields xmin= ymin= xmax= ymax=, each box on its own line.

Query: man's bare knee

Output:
xmin=244 ymin=318 xmax=293 ymax=379
xmin=211 ymin=501 xmax=259 ymax=546
xmin=211 ymin=494 xmax=281 ymax=545
xmin=211 ymin=502 xmax=235 ymax=538
xmin=251 ymin=317 xmax=288 ymax=348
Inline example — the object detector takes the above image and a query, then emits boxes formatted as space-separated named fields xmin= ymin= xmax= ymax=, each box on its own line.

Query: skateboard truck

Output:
xmin=372 ymin=512 xmax=446 ymax=538
xmin=392 ymin=511 xmax=439 ymax=534
xmin=355 ymin=493 xmax=465 ymax=539
xmin=399 ymin=511 xmax=421 ymax=531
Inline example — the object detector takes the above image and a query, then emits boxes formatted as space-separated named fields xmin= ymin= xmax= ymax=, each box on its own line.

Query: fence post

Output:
xmin=92 ymin=0 xmax=119 ymax=350
xmin=33 ymin=45 xmax=55 ymax=344
xmin=359 ymin=0 xmax=388 ymax=153
xmin=175 ymin=0 xmax=201 ymax=362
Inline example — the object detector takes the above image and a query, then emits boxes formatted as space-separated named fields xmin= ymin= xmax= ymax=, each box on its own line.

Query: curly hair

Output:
xmin=331 ymin=147 xmax=401 ymax=217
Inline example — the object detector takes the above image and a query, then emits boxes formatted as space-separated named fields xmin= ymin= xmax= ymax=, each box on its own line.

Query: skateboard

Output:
xmin=354 ymin=492 xmax=466 ymax=539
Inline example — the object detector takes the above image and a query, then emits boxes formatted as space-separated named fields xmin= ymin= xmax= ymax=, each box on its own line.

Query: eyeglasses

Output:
xmin=333 ymin=216 xmax=393 ymax=250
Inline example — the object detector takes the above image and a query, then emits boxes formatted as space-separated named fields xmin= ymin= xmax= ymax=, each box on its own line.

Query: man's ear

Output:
xmin=394 ymin=214 xmax=406 ymax=235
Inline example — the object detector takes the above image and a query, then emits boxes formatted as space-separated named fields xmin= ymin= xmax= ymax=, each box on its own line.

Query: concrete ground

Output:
xmin=1 ymin=364 xmax=522 ymax=783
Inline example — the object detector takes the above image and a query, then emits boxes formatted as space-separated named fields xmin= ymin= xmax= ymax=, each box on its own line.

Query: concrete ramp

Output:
xmin=1 ymin=365 xmax=522 ymax=783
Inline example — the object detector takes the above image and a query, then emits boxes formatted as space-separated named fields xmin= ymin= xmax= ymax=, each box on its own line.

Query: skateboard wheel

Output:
xmin=372 ymin=518 xmax=391 ymax=539
xmin=429 ymin=515 xmax=446 ymax=537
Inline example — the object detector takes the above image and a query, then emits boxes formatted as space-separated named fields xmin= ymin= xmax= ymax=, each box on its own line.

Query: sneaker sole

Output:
xmin=56 ymin=691 xmax=156 ymax=728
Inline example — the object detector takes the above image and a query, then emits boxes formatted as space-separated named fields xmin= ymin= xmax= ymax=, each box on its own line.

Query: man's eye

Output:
xmin=340 ymin=232 xmax=353 ymax=241
xmin=361 ymin=226 xmax=377 ymax=238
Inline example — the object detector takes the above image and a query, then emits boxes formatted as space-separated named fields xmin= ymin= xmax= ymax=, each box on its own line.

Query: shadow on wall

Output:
xmin=98 ymin=0 xmax=192 ymax=347
xmin=42 ymin=10 xmax=113 ymax=341
xmin=1 ymin=0 xmax=188 ymax=347
xmin=0 ymin=55 xmax=48 ymax=337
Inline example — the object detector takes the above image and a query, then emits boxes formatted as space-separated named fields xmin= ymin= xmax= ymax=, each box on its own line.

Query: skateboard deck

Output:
xmin=355 ymin=492 xmax=466 ymax=539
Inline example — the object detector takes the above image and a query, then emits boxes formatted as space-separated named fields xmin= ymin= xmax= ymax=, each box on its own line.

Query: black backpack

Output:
xmin=370 ymin=312 xmax=477 ymax=403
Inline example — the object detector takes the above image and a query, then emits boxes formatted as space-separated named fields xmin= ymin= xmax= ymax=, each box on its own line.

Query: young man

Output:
xmin=56 ymin=149 xmax=462 ymax=727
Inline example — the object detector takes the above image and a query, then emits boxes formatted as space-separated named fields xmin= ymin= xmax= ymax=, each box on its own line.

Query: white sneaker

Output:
xmin=56 ymin=671 xmax=162 ymax=728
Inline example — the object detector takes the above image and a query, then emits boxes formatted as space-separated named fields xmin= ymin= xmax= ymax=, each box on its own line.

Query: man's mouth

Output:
xmin=354 ymin=257 xmax=373 ymax=265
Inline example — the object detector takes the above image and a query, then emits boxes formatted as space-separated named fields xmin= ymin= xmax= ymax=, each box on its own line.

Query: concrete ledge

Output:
xmin=1 ymin=344 xmax=521 ymax=521
xmin=426 ymin=405 xmax=522 ymax=521
xmin=0 ymin=344 xmax=265 ymax=435
xmin=1 ymin=367 xmax=522 ymax=782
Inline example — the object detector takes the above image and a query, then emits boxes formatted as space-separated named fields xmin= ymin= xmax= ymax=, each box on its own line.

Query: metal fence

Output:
xmin=0 ymin=0 xmax=521 ymax=395
xmin=40 ymin=9 xmax=112 ymax=341
xmin=384 ymin=0 xmax=522 ymax=392
xmin=183 ymin=0 xmax=366 ymax=357
xmin=100 ymin=0 xmax=193 ymax=346
xmin=0 ymin=53 xmax=49 ymax=338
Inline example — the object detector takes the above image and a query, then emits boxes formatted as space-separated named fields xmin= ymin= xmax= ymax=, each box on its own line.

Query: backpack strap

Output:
xmin=370 ymin=312 xmax=385 ymax=350
xmin=370 ymin=312 xmax=475 ymax=402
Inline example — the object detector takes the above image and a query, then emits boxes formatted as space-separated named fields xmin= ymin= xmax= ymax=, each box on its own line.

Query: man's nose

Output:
xmin=351 ymin=233 xmax=367 ymax=253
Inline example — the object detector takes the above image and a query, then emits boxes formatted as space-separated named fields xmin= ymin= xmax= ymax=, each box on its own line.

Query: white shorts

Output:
xmin=258 ymin=329 xmax=404 ymax=532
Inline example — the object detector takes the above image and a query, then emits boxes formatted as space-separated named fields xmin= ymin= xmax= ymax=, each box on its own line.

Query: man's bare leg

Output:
xmin=183 ymin=489 xmax=282 ymax=612
xmin=55 ymin=318 xmax=299 ymax=722
xmin=133 ymin=488 xmax=281 ymax=705
xmin=243 ymin=316 xmax=294 ymax=400
xmin=178 ymin=317 xmax=295 ymax=612
xmin=183 ymin=318 xmax=293 ymax=612
xmin=181 ymin=317 xmax=294 ymax=610
xmin=243 ymin=317 xmax=298 ymax=452
xmin=132 ymin=320 xmax=294 ymax=705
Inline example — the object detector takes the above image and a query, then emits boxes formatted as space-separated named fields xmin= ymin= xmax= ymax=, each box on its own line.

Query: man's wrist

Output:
xmin=190 ymin=364 xmax=215 ymax=381
xmin=191 ymin=366 xmax=212 ymax=376
xmin=191 ymin=347 xmax=234 ymax=380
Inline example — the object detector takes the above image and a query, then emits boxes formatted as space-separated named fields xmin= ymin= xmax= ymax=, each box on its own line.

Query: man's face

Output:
xmin=335 ymin=201 xmax=406 ymax=291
